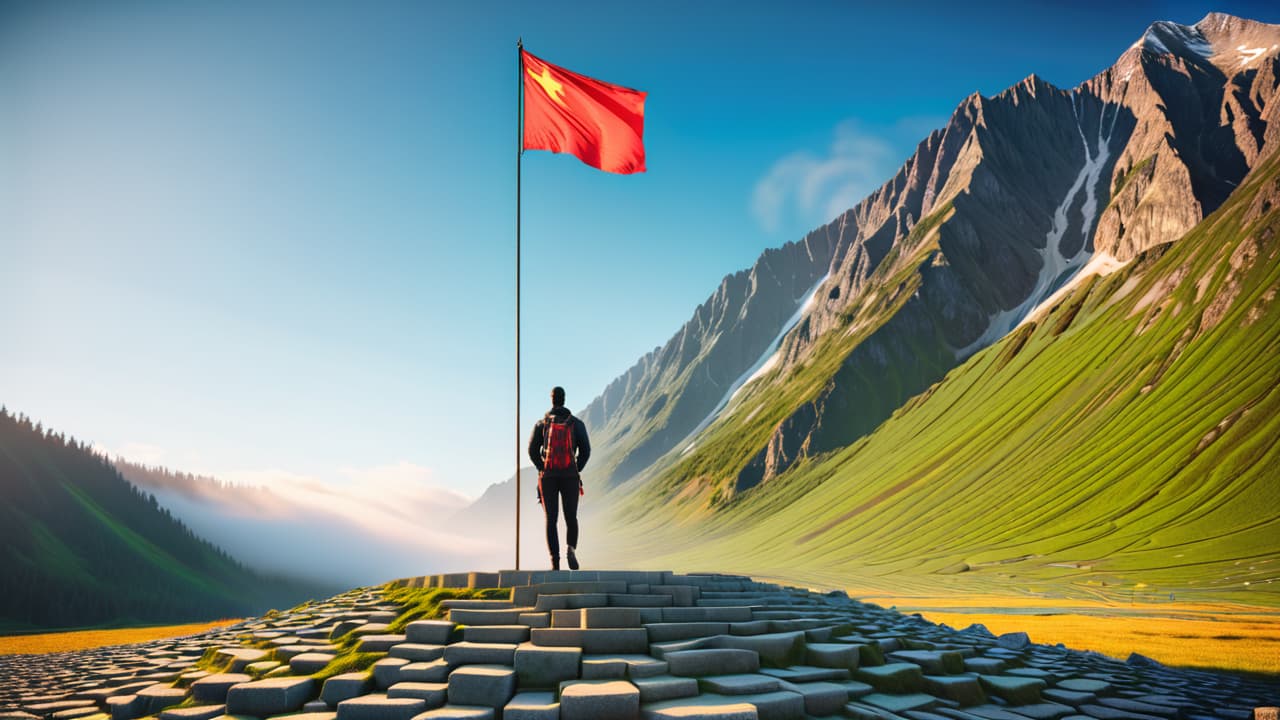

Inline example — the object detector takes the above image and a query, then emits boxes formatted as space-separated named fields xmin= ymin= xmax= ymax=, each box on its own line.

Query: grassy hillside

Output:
xmin=0 ymin=409 xmax=331 ymax=632
xmin=598 ymin=148 xmax=1280 ymax=606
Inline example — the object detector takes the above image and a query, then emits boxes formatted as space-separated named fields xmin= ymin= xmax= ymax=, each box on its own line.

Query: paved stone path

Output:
xmin=1 ymin=570 xmax=1276 ymax=720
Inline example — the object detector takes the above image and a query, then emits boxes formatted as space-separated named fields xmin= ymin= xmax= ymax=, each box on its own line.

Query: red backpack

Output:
xmin=542 ymin=413 xmax=577 ymax=472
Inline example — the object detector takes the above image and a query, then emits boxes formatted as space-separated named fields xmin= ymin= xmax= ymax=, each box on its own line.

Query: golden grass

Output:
xmin=916 ymin=609 xmax=1280 ymax=675
xmin=0 ymin=619 xmax=242 ymax=655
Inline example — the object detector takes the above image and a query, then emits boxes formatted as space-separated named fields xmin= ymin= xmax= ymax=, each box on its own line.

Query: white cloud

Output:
xmin=751 ymin=120 xmax=904 ymax=234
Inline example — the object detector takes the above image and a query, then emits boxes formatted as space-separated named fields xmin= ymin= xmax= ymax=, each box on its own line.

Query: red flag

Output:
xmin=522 ymin=49 xmax=646 ymax=174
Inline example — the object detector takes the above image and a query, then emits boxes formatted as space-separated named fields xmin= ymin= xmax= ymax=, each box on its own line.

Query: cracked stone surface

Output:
xmin=1 ymin=571 xmax=1277 ymax=720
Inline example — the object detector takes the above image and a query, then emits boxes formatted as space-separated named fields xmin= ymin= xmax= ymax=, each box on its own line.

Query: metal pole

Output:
xmin=515 ymin=38 xmax=523 ymax=571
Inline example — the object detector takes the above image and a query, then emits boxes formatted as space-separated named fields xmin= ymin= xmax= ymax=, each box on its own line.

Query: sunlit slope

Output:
xmin=599 ymin=150 xmax=1280 ymax=605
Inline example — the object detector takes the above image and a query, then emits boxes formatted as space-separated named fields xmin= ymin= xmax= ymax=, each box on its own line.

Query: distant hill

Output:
xmin=0 ymin=409 xmax=334 ymax=632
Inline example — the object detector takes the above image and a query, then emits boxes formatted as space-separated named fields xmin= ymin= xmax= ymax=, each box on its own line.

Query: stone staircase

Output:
xmin=1 ymin=570 xmax=1277 ymax=720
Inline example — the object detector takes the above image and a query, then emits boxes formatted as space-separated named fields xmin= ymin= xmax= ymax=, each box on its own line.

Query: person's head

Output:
xmin=551 ymin=386 xmax=566 ymax=407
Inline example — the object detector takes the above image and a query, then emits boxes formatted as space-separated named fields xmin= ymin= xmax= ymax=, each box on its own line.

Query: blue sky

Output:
xmin=3 ymin=0 xmax=1277 ymax=502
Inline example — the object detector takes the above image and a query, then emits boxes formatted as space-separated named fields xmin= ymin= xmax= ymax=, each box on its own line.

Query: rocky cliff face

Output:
xmin=577 ymin=230 xmax=838 ymax=487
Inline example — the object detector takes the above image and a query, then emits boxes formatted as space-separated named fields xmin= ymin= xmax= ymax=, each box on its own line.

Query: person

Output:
xmin=527 ymin=386 xmax=590 ymax=570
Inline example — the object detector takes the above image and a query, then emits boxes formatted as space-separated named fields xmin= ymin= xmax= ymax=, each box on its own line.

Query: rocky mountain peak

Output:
xmin=1132 ymin=13 xmax=1280 ymax=74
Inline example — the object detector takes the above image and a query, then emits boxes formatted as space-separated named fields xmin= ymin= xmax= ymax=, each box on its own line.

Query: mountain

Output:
xmin=468 ymin=14 xmax=1280 ymax=601
xmin=0 ymin=409 xmax=332 ymax=631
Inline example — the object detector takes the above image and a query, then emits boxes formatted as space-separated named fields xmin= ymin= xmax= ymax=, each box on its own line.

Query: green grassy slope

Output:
xmin=598 ymin=150 xmax=1280 ymax=606
xmin=0 ymin=410 xmax=332 ymax=632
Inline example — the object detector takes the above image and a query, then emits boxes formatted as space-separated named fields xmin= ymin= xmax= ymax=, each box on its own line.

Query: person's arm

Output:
xmin=527 ymin=421 xmax=545 ymax=472
xmin=574 ymin=419 xmax=591 ymax=471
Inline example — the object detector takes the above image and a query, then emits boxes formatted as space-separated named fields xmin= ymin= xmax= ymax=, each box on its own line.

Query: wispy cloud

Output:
xmin=752 ymin=118 xmax=944 ymax=235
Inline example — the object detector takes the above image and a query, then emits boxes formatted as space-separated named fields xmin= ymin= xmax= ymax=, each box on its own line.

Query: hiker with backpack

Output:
xmin=527 ymin=386 xmax=591 ymax=570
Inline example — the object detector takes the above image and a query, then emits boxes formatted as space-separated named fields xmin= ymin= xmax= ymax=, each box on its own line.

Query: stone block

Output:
xmin=632 ymin=675 xmax=699 ymax=703
xmin=356 ymin=634 xmax=406 ymax=653
xmin=698 ymin=674 xmax=780 ymax=695
xmin=854 ymin=662 xmax=924 ymax=693
xmin=708 ymin=633 xmax=805 ymax=668
xmin=387 ymin=681 xmax=447 ymax=708
xmin=979 ymin=674 xmax=1046 ymax=704
xmin=519 ymin=613 xmax=551 ymax=628
xmin=389 ymin=643 xmax=446 ymax=662
xmin=406 ymin=621 xmax=456 ymax=645
xmin=158 ymin=705 xmax=225 ymax=720
xmin=503 ymin=691 xmax=559 ymax=720
xmin=664 ymin=649 xmax=760 ymax=677
xmin=106 ymin=695 xmax=146 ymax=720
xmin=463 ymin=625 xmax=529 ymax=644
xmin=373 ymin=658 xmax=410 ymax=689
xmin=401 ymin=660 xmax=451 ymax=683
xmin=190 ymin=674 xmax=252 ymax=703
xmin=449 ymin=608 xmax=527 ymax=625
xmin=225 ymin=677 xmax=315 ymax=717
xmin=583 ymin=608 xmax=643 ymax=628
xmin=530 ymin=628 xmax=650 ymax=654
xmin=559 ymin=680 xmax=640 ymax=720
xmin=290 ymin=653 xmax=337 ymax=675
xmin=336 ymin=694 xmax=426 ymax=720
xmin=641 ymin=698 xmax=759 ymax=720
xmin=136 ymin=685 xmax=188 ymax=715
xmin=442 ymin=642 xmax=518 ymax=666
xmin=551 ymin=610 xmax=582 ymax=628
xmin=514 ymin=643 xmax=581 ymax=689
xmin=645 ymin=623 xmax=729 ymax=643
xmin=320 ymin=673 xmax=374 ymax=706
xmin=447 ymin=665 xmax=517 ymax=709
xmin=924 ymin=674 xmax=986 ymax=706
xmin=778 ymin=680 xmax=847 ymax=716
xmin=804 ymin=643 xmax=860 ymax=671
xmin=468 ymin=572 xmax=500 ymax=588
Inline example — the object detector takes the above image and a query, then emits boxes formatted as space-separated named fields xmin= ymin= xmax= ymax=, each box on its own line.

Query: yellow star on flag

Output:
xmin=526 ymin=65 xmax=566 ymax=107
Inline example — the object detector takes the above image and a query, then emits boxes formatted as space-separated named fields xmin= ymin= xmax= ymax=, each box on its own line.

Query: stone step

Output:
xmin=447 ymin=666 xmax=516 ymax=710
xmin=335 ymin=694 xmax=427 ymax=720
xmin=512 ymin=582 xmax=630 ymax=606
xmin=558 ymin=680 xmax=641 ymax=720
xmin=632 ymin=675 xmax=700 ymax=703
xmin=581 ymin=655 xmax=669 ymax=680
xmin=534 ymin=594 xmax=609 ymax=612
xmin=189 ymin=674 xmax=250 ymax=703
xmin=776 ymin=679 xmax=848 ymax=716
xmin=388 ymin=643 xmax=446 ymax=662
xmin=406 ymin=620 xmax=457 ymax=645
xmin=530 ymin=628 xmax=650 ymax=654
xmin=320 ymin=673 xmax=374 ymax=706
xmin=610 ymin=594 xmax=675 ymax=607
xmin=224 ymin=677 xmax=315 ymax=717
xmin=462 ymin=625 xmax=530 ymax=644
xmin=645 ymin=622 xmax=730 ymax=643
xmin=503 ymin=691 xmax=558 ymax=720
xmin=661 ymin=607 xmax=755 ymax=624
xmin=664 ymin=650 xmax=760 ymax=677
xmin=514 ymin=643 xmax=581 ymax=689
xmin=519 ymin=613 xmax=551 ymax=628
xmin=440 ymin=599 xmax=515 ymax=610
xmin=584 ymin=607 xmax=644 ymax=629
xmin=698 ymin=674 xmax=781 ymax=696
xmin=448 ymin=608 xmax=533 ymax=626
xmin=442 ymin=642 xmax=519 ymax=667
xmin=387 ymin=681 xmax=448 ymax=707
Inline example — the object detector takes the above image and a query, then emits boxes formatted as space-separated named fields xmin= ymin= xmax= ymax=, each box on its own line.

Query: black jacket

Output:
xmin=528 ymin=406 xmax=591 ymax=479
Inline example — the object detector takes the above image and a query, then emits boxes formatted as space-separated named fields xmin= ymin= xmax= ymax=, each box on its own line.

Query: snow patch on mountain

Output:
xmin=959 ymin=96 xmax=1119 ymax=358
xmin=680 ymin=272 xmax=830 ymax=454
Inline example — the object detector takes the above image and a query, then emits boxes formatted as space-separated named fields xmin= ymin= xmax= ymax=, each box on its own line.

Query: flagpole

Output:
xmin=515 ymin=37 xmax=524 ymax=572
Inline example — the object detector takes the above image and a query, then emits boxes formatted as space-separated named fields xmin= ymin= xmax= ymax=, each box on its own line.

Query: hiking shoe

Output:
xmin=567 ymin=546 xmax=579 ymax=571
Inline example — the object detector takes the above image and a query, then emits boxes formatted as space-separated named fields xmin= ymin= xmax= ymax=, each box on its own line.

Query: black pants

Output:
xmin=540 ymin=474 xmax=579 ymax=559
